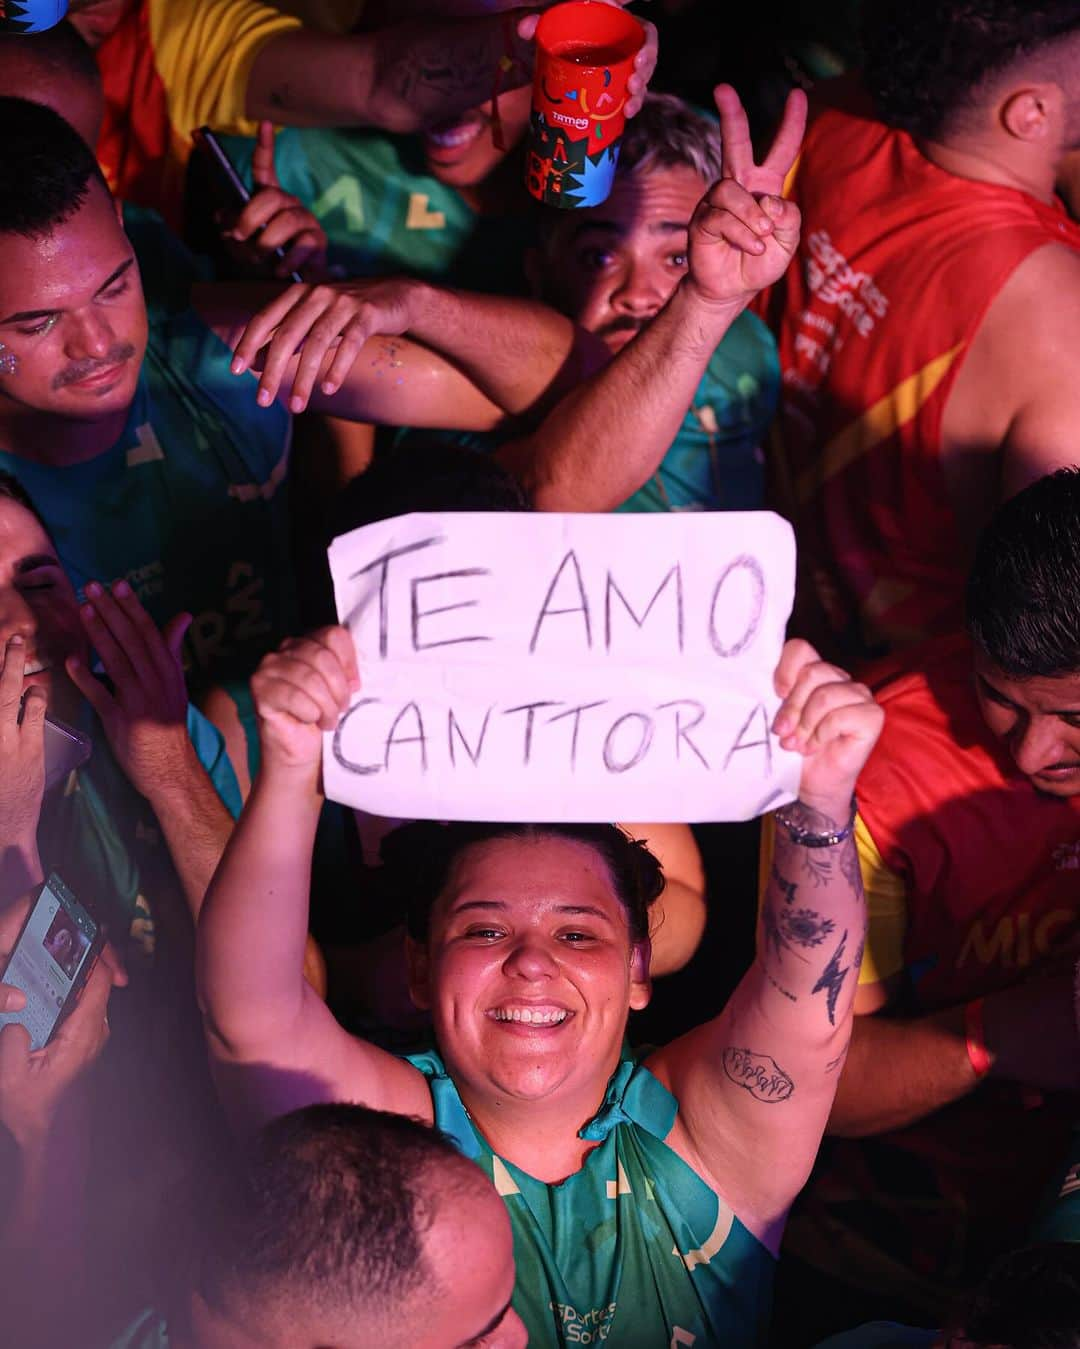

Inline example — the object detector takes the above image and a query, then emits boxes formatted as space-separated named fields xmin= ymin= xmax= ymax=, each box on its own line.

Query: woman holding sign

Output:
xmin=194 ymin=86 xmax=876 ymax=1347
xmin=197 ymin=620 xmax=881 ymax=1348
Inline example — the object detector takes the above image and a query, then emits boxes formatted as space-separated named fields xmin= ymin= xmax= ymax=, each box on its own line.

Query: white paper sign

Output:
xmin=324 ymin=512 xmax=800 ymax=822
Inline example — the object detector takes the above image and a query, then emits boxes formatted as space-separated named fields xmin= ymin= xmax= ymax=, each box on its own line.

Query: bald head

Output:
xmin=187 ymin=1104 xmax=523 ymax=1349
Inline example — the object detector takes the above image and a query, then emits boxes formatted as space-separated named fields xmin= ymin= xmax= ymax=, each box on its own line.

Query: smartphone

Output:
xmin=43 ymin=713 xmax=91 ymax=791
xmin=191 ymin=126 xmax=304 ymax=283
xmin=0 ymin=873 xmax=103 ymax=1051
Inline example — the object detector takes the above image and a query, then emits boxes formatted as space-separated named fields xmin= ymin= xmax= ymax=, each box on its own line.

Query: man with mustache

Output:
xmin=0 ymin=96 xmax=612 ymax=688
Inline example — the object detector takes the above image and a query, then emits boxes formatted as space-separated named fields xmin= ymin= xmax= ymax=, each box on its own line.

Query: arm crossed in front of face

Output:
xmin=648 ymin=641 xmax=882 ymax=1251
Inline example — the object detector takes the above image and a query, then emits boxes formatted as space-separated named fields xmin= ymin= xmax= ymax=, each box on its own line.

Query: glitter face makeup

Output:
xmin=0 ymin=342 xmax=17 ymax=377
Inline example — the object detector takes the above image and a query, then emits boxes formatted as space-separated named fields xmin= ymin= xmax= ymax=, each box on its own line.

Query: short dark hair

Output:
xmin=332 ymin=442 xmax=531 ymax=541
xmin=0 ymin=96 xmax=108 ymax=239
xmin=0 ymin=471 xmax=49 ymax=535
xmin=862 ymin=2 xmax=1080 ymax=140
xmin=0 ymin=19 xmax=100 ymax=88
xmin=380 ymin=820 xmax=664 ymax=946
xmin=199 ymin=1104 xmax=475 ymax=1330
xmin=952 ymin=1242 xmax=1080 ymax=1347
xmin=966 ymin=468 xmax=1080 ymax=678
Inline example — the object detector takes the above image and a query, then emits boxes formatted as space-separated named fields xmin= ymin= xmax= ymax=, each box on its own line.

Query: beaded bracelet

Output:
xmin=773 ymin=795 xmax=857 ymax=848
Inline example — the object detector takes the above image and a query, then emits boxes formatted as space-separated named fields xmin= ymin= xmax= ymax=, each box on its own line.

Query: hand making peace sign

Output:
xmin=686 ymin=84 xmax=807 ymax=310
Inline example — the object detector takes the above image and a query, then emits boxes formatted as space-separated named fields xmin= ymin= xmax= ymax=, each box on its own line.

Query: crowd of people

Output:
xmin=1 ymin=1 xmax=1080 ymax=1345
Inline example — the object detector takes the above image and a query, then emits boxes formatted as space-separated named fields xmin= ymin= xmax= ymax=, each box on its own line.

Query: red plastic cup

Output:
xmin=525 ymin=1 xmax=645 ymax=209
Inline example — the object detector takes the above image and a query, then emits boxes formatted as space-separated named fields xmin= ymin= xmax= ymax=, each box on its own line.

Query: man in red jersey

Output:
xmin=760 ymin=1 xmax=1080 ymax=663
xmin=772 ymin=469 xmax=1080 ymax=1341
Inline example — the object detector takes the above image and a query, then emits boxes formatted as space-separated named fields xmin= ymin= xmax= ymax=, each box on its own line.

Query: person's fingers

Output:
xmin=282 ymin=296 xmax=363 ymax=411
xmin=762 ymin=86 xmax=808 ymax=182
xmin=694 ymin=204 xmax=768 ymax=256
xmin=108 ymin=580 xmax=180 ymax=691
xmin=773 ymin=638 xmax=820 ymax=700
xmin=0 ymin=982 xmax=26 ymax=1013
xmin=322 ymin=624 xmax=361 ymax=689
xmin=252 ymin=672 xmax=333 ymax=729
xmin=714 ymin=83 xmax=754 ymax=183
xmin=229 ymin=188 xmax=294 ymax=243
xmin=774 ymin=656 xmax=850 ymax=740
xmin=320 ymin=315 xmax=377 ymax=396
xmin=696 ymin=178 xmax=774 ymax=239
xmin=18 ymin=683 xmax=47 ymax=760
xmin=255 ymin=290 xmax=337 ymax=407
xmin=252 ymin=119 xmax=280 ymax=190
xmin=230 ymin=283 xmax=312 ymax=375
xmin=256 ymin=208 xmax=319 ymax=255
xmin=81 ymin=581 xmax=152 ymax=694
xmin=0 ymin=633 xmax=25 ymax=726
xmin=64 ymin=654 xmax=114 ymax=724
xmin=761 ymin=195 xmax=801 ymax=255
xmin=788 ymin=679 xmax=871 ymax=749
xmin=259 ymin=644 xmax=349 ymax=726
xmin=0 ymin=1020 xmax=31 ymax=1079
xmin=801 ymin=699 xmax=884 ymax=757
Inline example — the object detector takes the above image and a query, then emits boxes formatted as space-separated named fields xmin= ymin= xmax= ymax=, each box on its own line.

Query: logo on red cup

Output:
xmin=526 ymin=2 xmax=644 ymax=210
xmin=0 ymin=0 xmax=68 ymax=32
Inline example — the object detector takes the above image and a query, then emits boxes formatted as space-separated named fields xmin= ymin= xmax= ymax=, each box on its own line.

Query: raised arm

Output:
xmin=649 ymin=641 xmax=882 ymax=1252
xmin=246 ymin=6 xmax=655 ymax=132
xmin=65 ymin=583 xmax=235 ymax=918
xmin=195 ymin=627 xmax=430 ymax=1132
xmin=499 ymin=84 xmax=807 ymax=511
xmin=219 ymin=279 xmax=606 ymax=424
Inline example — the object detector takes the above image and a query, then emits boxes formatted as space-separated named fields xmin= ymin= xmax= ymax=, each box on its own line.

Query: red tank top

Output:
xmin=766 ymin=100 xmax=1080 ymax=658
xmin=859 ymin=633 xmax=1080 ymax=1008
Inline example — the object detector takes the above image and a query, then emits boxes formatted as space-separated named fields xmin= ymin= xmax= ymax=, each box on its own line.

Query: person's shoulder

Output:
xmin=860 ymin=634 xmax=992 ymax=786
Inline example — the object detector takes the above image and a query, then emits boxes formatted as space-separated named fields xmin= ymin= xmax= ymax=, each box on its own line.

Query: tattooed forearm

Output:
xmin=723 ymin=1048 xmax=795 ymax=1103
xmin=811 ymin=929 xmax=852 ymax=1025
xmin=761 ymin=803 xmax=866 ymax=1027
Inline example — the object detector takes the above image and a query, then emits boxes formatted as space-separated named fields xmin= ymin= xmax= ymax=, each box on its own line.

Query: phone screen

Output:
xmin=0 ymin=874 xmax=98 ymax=1050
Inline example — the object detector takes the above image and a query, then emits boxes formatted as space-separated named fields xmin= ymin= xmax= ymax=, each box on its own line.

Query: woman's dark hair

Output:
xmin=380 ymin=821 xmax=665 ymax=946
xmin=331 ymin=442 xmax=531 ymax=543
xmin=862 ymin=1 xmax=1080 ymax=141
xmin=0 ymin=471 xmax=49 ymax=534
xmin=966 ymin=467 xmax=1080 ymax=678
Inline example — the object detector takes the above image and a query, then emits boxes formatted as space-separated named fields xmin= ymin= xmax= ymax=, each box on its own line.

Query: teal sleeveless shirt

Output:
xmin=406 ymin=1051 xmax=775 ymax=1347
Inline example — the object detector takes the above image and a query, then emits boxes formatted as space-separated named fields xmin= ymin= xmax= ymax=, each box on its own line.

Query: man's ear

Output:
xmin=629 ymin=939 xmax=652 ymax=1011
xmin=405 ymin=934 xmax=432 ymax=1011
xmin=1000 ymin=84 xmax=1060 ymax=142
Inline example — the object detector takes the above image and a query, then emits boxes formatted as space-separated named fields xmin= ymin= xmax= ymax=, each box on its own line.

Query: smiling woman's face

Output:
xmin=0 ymin=495 xmax=86 ymax=719
xmin=409 ymin=834 xmax=651 ymax=1108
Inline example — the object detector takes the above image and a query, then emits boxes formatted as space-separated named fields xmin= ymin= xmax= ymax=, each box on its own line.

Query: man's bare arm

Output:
xmin=246 ymin=14 xmax=533 ymax=132
xmin=830 ymin=965 xmax=1080 ymax=1137
xmin=498 ymin=281 xmax=745 ymax=510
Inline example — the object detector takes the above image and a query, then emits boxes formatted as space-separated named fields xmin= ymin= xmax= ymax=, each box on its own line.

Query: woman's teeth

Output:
xmin=427 ymin=121 xmax=484 ymax=150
